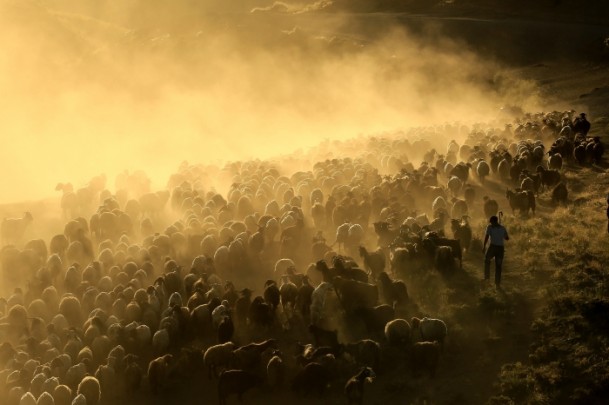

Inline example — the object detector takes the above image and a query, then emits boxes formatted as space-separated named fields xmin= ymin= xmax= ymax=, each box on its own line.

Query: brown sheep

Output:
xmin=147 ymin=354 xmax=174 ymax=395
xmin=345 ymin=367 xmax=376 ymax=405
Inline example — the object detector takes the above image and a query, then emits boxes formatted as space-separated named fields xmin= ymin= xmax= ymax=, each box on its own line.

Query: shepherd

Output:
xmin=482 ymin=214 xmax=509 ymax=289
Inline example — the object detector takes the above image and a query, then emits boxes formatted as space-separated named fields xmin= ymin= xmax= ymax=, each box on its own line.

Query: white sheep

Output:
xmin=168 ymin=292 xmax=182 ymax=308
xmin=348 ymin=223 xmax=364 ymax=247
xmin=411 ymin=317 xmax=448 ymax=349
xmin=384 ymin=318 xmax=411 ymax=346
xmin=203 ymin=342 xmax=235 ymax=379
xmin=135 ymin=324 xmax=152 ymax=346
xmin=19 ymin=392 xmax=36 ymax=405
xmin=53 ymin=385 xmax=72 ymax=405
xmin=58 ymin=296 xmax=82 ymax=328
xmin=152 ymin=328 xmax=170 ymax=354
xmin=65 ymin=362 xmax=87 ymax=389
xmin=76 ymin=376 xmax=100 ymax=405
xmin=9 ymin=387 xmax=25 ymax=405
xmin=37 ymin=392 xmax=55 ymax=405
xmin=333 ymin=223 xmax=351 ymax=252
xmin=94 ymin=364 xmax=116 ymax=400
xmin=42 ymin=377 xmax=60 ymax=394
xmin=30 ymin=372 xmax=47 ymax=397
xmin=23 ymin=359 xmax=41 ymax=375
xmin=415 ymin=213 xmax=430 ymax=227
xmin=447 ymin=176 xmax=463 ymax=197
xmin=431 ymin=196 xmax=447 ymax=214
xmin=1 ymin=212 xmax=33 ymax=245
xmin=70 ymin=394 xmax=86 ymax=405
xmin=274 ymin=258 xmax=295 ymax=276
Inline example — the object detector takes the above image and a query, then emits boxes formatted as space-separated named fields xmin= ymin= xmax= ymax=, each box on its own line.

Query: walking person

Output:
xmin=482 ymin=215 xmax=509 ymax=288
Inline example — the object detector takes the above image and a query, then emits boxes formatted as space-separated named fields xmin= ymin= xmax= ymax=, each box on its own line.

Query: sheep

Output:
xmin=309 ymin=281 xmax=335 ymax=325
xmin=422 ymin=235 xmax=462 ymax=268
xmin=218 ymin=370 xmax=263 ymax=405
xmin=263 ymin=280 xmax=281 ymax=311
xmin=431 ymin=196 xmax=447 ymax=214
xmin=20 ymin=392 xmax=36 ymax=405
xmin=411 ymin=317 xmax=448 ymax=349
xmin=377 ymin=272 xmax=408 ymax=307
xmin=64 ymin=362 xmax=87 ymax=389
xmin=249 ymin=296 xmax=274 ymax=329
xmin=76 ymin=376 xmax=100 ymax=405
xmin=384 ymin=319 xmax=411 ymax=346
xmin=483 ymin=196 xmax=499 ymax=219
xmin=344 ymin=340 xmax=381 ymax=371
xmin=506 ymin=188 xmax=535 ymax=215
xmin=147 ymin=354 xmax=173 ymax=394
xmin=410 ymin=341 xmax=440 ymax=378
xmin=233 ymin=339 xmax=278 ymax=371
xmin=37 ymin=392 xmax=55 ymax=405
xmin=53 ymin=385 xmax=72 ymax=405
xmin=447 ymin=176 xmax=462 ymax=197
xmin=94 ymin=364 xmax=116 ymax=401
xmin=551 ymin=182 xmax=568 ymax=205
xmin=450 ymin=198 xmax=468 ymax=219
xmin=434 ymin=246 xmax=455 ymax=272
xmin=536 ymin=166 xmax=561 ymax=190
xmin=58 ymin=295 xmax=82 ymax=328
xmin=7 ymin=387 xmax=24 ymax=405
xmin=548 ymin=153 xmax=563 ymax=170
xmin=42 ymin=376 xmax=60 ymax=394
xmin=291 ymin=362 xmax=330 ymax=397
xmin=279 ymin=276 xmax=298 ymax=311
xmin=476 ymin=160 xmax=490 ymax=184
xmin=520 ymin=175 xmax=536 ymax=194
xmin=344 ymin=367 xmax=376 ymax=405
xmin=266 ymin=352 xmax=284 ymax=389
xmin=450 ymin=217 xmax=472 ymax=252
xmin=210 ymin=298 xmax=231 ymax=327
xmin=70 ymin=394 xmax=86 ymax=405
xmin=591 ymin=136 xmax=604 ymax=163
xmin=574 ymin=143 xmax=586 ymax=165
xmin=218 ymin=315 xmax=234 ymax=344
xmin=274 ymin=258 xmax=296 ymax=277
xmin=1 ymin=212 xmax=33 ymax=245
xmin=152 ymin=327 xmax=170 ymax=355
xmin=123 ymin=355 xmax=143 ymax=395
xmin=332 ymin=276 xmax=378 ymax=313
xmin=333 ymin=223 xmax=351 ymax=252
xmin=204 ymin=342 xmax=235 ymax=379
xmin=294 ymin=274 xmax=314 ymax=317
xmin=359 ymin=246 xmax=385 ymax=280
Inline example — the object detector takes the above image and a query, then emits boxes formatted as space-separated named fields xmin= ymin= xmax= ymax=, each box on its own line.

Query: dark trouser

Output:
xmin=485 ymin=245 xmax=505 ymax=285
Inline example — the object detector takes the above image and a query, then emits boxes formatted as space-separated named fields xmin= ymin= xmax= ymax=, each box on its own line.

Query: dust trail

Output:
xmin=0 ymin=0 xmax=540 ymax=203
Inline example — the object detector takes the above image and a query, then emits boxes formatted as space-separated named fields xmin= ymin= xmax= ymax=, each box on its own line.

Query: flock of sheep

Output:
xmin=0 ymin=109 xmax=603 ymax=405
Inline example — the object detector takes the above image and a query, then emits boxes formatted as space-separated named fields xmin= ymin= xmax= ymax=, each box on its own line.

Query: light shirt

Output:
xmin=486 ymin=224 xmax=508 ymax=246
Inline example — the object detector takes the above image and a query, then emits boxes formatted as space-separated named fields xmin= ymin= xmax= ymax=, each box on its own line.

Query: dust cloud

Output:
xmin=0 ymin=0 xmax=540 ymax=203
